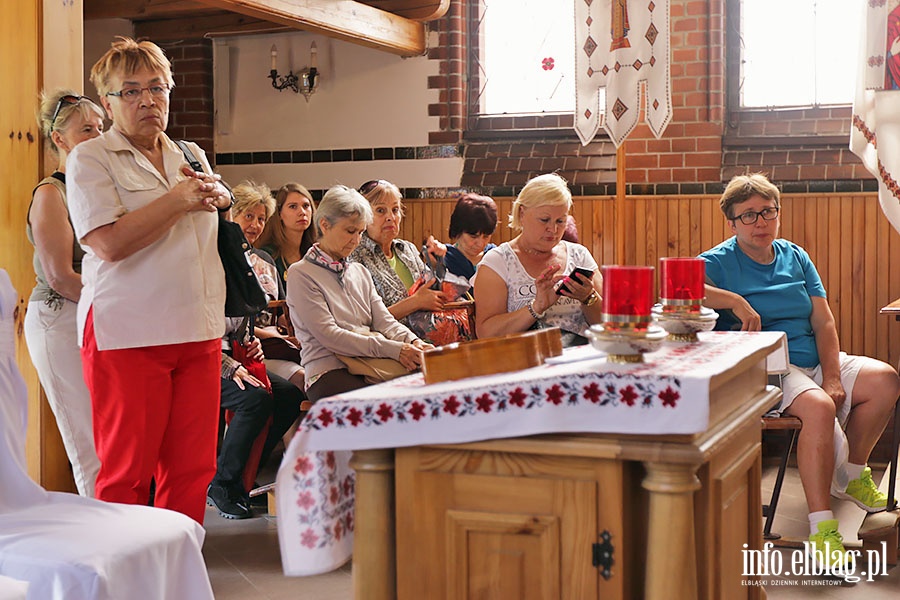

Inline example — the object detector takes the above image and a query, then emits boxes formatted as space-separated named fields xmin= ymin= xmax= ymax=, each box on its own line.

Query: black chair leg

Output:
xmin=887 ymin=397 xmax=900 ymax=512
xmin=763 ymin=428 xmax=799 ymax=540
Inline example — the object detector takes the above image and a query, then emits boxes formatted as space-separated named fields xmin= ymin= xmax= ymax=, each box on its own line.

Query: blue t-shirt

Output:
xmin=700 ymin=237 xmax=826 ymax=368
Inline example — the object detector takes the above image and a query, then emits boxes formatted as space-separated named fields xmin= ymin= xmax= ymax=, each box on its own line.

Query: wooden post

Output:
xmin=616 ymin=144 xmax=627 ymax=264
xmin=349 ymin=448 xmax=396 ymax=600
xmin=642 ymin=461 xmax=701 ymax=600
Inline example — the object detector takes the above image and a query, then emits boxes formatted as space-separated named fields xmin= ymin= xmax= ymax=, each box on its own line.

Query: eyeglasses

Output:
xmin=731 ymin=206 xmax=779 ymax=225
xmin=359 ymin=179 xmax=386 ymax=195
xmin=106 ymin=83 xmax=171 ymax=104
xmin=49 ymin=95 xmax=83 ymax=133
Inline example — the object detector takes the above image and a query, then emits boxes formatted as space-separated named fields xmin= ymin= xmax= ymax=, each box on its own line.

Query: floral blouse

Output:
xmin=349 ymin=233 xmax=426 ymax=327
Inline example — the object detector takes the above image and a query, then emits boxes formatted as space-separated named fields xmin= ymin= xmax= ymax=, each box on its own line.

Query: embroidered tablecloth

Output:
xmin=277 ymin=331 xmax=785 ymax=576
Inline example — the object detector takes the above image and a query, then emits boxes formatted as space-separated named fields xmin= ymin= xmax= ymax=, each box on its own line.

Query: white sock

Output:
xmin=809 ymin=510 xmax=835 ymax=536
xmin=845 ymin=463 xmax=865 ymax=481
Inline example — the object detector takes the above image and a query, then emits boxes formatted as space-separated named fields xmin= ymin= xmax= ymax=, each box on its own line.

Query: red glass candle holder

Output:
xmin=601 ymin=265 xmax=654 ymax=326
xmin=660 ymin=257 xmax=705 ymax=311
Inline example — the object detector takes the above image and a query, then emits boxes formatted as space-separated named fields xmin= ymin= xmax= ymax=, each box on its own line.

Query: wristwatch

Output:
xmin=581 ymin=290 xmax=600 ymax=307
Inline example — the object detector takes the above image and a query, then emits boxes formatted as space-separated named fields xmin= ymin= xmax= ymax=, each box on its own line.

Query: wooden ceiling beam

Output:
xmin=84 ymin=0 xmax=214 ymax=21
xmin=193 ymin=0 xmax=426 ymax=56
xmin=134 ymin=12 xmax=291 ymax=41
xmin=360 ymin=0 xmax=449 ymax=22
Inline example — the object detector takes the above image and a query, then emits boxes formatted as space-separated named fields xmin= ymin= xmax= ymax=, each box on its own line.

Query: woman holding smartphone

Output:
xmin=473 ymin=173 xmax=603 ymax=346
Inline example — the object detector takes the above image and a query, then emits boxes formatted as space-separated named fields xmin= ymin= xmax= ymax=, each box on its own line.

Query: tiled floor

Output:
xmin=202 ymin=461 xmax=900 ymax=599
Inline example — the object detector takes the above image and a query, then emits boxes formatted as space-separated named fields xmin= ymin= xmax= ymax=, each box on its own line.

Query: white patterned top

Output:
xmin=477 ymin=241 xmax=598 ymax=337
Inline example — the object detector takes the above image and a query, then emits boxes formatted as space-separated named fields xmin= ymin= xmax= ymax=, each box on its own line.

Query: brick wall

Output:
xmin=429 ymin=0 xmax=872 ymax=194
xmin=160 ymin=39 xmax=215 ymax=161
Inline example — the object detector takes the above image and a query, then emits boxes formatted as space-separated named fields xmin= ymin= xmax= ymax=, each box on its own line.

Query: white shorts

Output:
xmin=773 ymin=352 xmax=872 ymax=427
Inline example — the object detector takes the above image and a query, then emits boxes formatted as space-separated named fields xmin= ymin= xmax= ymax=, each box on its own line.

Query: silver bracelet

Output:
xmin=527 ymin=301 xmax=545 ymax=321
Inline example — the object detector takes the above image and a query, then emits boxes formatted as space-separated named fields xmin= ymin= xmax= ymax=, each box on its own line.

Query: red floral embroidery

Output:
xmin=584 ymin=382 xmax=601 ymax=403
xmin=300 ymin=528 xmax=320 ymax=549
xmin=659 ymin=386 xmax=680 ymax=407
xmin=376 ymin=403 xmax=394 ymax=422
xmin=475 ymin=393 xmax=494 ymax=413
xmin=545 ymin=384 xmax=565 ymax=405
xmin=295 ymin=456 xmax=314 ymax=475
xmin=318 ymin=408 xmax=334 ymax=427
xmin=297 ymin=491 xmax=315 ymax=510
xmin=334 ymin=520 xmax=343 ymax=541
xmin=542 ymin=56 xmax=555 ymax=70
xmin=620 ymin=385 xmax=637 ymax=406
xmin=343 ymin=476 xmax=353 ymax=496
xmin=347 ymin=407 xmax=363 ymax=426
xmin=443 ymin=395 xmax=461 ymax=415
xmin=330 ymin=485 xmax=339 ymax=505
xmin=325 ymin=452 xmax=335 ymax=470
xmin=509 ymin=387 xmax=527 ymax=407
xmin=409 ymin=401 xmax=426 ymax=421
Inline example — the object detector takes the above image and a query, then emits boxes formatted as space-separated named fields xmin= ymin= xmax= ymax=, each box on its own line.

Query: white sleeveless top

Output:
xmin=477 ymin=241 xmax=598 ymax=337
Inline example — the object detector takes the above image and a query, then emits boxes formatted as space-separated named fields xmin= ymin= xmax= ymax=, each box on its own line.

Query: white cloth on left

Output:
xmin=0 ymin=575 xmax=27 ymax=600
xmin=0 ymin=270 xmax=215 ymax=600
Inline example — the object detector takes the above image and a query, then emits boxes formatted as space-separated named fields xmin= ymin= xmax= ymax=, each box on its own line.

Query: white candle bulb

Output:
xmin=310 ymin=42 xmax=318 ymax=69
xmin=270 ymin=44 xmax=277 ymax=71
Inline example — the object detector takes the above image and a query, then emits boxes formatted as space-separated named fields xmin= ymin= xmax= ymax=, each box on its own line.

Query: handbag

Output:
xmin=261 ymin=336 xmax=302 ymax=364
xmin=174 ymin=140 xmax=267 ymax=317
xmin=334 ymin=355 xmax=408 ymax=384
xmin=332 ymin=327 xmax=410 ymax=384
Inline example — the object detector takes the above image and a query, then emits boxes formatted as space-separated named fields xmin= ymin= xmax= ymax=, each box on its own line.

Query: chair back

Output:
xmin=0 ymin=270 xmax=49 ymax=511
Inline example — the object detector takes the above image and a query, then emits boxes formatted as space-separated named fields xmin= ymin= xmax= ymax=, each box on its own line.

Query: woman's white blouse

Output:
xmin=68 ymin=128 xmax=225 ymax=350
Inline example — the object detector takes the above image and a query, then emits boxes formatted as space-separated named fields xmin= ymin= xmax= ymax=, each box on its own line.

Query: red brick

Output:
xmin=660 ymin=153 xmax=684 ymax=168
xmin=497 ymin=158 xmax=520 ymax=171
xmin=540 ymin=158 xmax=565 ymax=172
xmin=428 ymin=104 xmax=449 ymax=117
xmin=429 ymin=131 xmax=461 ymax=144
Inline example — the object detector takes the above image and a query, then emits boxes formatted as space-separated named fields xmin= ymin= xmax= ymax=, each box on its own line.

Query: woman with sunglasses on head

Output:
xmin=23 ymin=90 xmax=104 ymax=497
xmin=350 ymin=179 xmax=447 ymax=327
xmin=701 ymin=173 xmax=900 ymax=571
xmin=67 ymin=37 xmax=232 ymax=524
xmin=255 ymin=182 xmax=317 ymax=286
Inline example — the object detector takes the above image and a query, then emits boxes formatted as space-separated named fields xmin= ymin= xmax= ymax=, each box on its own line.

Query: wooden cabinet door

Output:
xmin=396 ymin=446 xmax=628 ymax=600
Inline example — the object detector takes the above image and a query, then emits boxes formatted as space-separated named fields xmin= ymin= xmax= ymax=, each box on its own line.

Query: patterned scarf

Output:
xmin=304 ymin=243 xmax=347 ymax=285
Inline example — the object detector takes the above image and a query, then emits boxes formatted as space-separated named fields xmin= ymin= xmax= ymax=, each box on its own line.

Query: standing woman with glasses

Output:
xmin=23 ymin=90 xmax=104 ymax=497
xmin=67 ymin=37 xmax=232 ymax=524
xmin=701 ymin=173 xmax=900 ymax=569
xmin=255 ymin=182 xmax=317 ymax=286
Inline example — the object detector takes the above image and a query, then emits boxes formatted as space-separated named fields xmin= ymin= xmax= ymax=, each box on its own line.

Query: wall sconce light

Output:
xmin=269 ymin=42 xmax=319 ymax=101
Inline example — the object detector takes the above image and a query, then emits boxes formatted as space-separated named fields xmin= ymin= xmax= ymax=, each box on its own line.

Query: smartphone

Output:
xmin=556 ymin=267 xmax=595 ymax=295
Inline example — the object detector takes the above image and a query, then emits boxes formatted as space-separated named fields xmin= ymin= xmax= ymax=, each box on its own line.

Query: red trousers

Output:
xmin=81 ymin=309 xmax=220 ymax=524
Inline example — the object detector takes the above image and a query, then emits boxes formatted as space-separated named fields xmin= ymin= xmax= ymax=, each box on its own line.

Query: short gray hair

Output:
xmin=314 ymin=185 xmax=373 ymax=236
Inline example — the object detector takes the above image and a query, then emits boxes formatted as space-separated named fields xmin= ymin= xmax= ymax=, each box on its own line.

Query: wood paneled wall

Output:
xmin=401 ymin=192 xmax=900 ymax=369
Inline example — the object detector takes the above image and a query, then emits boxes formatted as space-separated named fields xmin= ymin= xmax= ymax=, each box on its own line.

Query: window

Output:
xmin=739 ymin=0 xmax=862 ymax=108
xmin=473 ymin=0 xmax=575 ymax=116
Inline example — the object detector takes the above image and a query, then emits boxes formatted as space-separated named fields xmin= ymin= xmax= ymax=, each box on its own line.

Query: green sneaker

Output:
xmin=834 ymin=466 xmax=888 ymax=513
xmin=808 ymin=519 xmax=848 ymax=573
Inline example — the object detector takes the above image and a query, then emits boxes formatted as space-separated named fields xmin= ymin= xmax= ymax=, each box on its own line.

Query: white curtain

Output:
xmin=574 ymin=0 xmax=672 ymax=146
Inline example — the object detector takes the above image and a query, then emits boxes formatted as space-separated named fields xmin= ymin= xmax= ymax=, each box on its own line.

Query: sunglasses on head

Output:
xmin=359 ymin=179 xmax=387 ymax=195
xmin=50 ymin=95 xmax=84 ymax=133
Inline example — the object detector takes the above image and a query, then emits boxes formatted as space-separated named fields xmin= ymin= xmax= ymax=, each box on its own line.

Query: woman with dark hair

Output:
xmin=255 ymin=182 xmax=317 ymax=286
xmin=426 ymin=193 xmax=499 ymax=282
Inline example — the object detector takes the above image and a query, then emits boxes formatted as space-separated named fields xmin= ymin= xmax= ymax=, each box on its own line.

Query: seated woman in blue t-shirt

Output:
xmin=700 ymin=173 xmax=900 ymax=571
